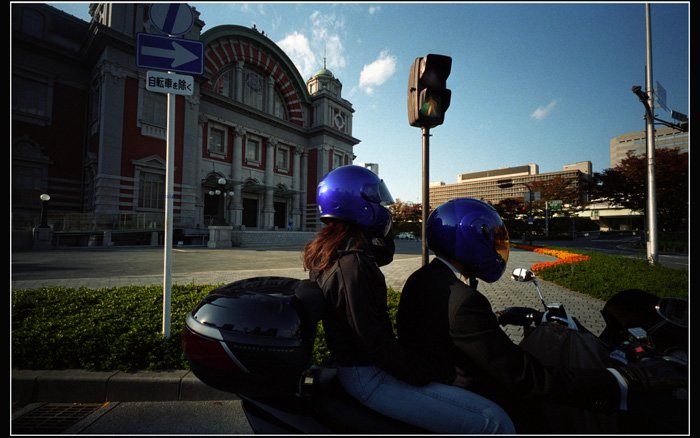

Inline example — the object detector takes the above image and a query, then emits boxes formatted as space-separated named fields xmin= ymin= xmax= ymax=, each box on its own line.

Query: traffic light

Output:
xmin=407 ymin=54 xmax=452 ymax=128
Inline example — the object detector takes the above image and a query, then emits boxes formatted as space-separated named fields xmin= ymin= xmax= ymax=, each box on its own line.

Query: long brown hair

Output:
xmin=302 ymin=220 xmax=368 ymax=272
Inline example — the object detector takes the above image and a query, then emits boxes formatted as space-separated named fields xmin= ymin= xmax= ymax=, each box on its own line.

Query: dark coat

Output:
xmin=397 ymin=258 xmax=621 ymax=430
xmin=310 ymin=238 xmax=454 ymax=386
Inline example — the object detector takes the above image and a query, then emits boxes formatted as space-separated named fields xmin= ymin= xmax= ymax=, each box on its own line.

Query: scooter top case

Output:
xmin=182 ymin=276 xmax=324 ymax=399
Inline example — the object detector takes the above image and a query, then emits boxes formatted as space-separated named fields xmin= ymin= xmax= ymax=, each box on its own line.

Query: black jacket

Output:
xmin=310 ymin=238 xmax=453 ymax=386
xmin=397 ymin=259 xmax=621 ymax=428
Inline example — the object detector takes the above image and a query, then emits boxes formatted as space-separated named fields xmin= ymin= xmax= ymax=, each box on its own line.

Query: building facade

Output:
xmin=429 ymin=162 xmax=591 ymax=208
xmin=12 ymin=3 xmax=358 ymax=247
xmin=610 ymin=125 xmax=689 ymax=168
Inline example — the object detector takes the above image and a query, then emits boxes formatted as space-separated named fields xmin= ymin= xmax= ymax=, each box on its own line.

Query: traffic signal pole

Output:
xmin=407 ymin=54 xmax=452 ymax=266
xmin=422 ymin=127 xmax=430 ymax=266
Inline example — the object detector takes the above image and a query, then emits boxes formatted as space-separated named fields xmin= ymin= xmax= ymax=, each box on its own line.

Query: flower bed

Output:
xmin=511 ymin=243 xmax=591 ymax=271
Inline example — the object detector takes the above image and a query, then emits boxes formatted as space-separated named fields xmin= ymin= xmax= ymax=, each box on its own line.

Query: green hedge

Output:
xmin=12 ymin=284 xmax=216 ymax=371
xmin=12 ymin=251 xmax=687 ymax=371
xmin=533 ymin=248 xmax=688 ymax=301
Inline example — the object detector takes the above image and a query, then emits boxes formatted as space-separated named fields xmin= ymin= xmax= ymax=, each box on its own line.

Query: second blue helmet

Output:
xmin=426 ymin=198 xmax=510 ymax=283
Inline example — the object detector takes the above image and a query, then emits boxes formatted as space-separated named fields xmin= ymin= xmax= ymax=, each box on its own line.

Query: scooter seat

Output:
xmin=310 ymin=367 xmax=428 ymax=434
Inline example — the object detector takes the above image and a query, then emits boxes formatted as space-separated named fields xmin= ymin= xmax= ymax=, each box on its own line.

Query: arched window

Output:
xmin=212 ymin=66 xmax=288 ymax=120
xmin=242 ymin=67 xmax=265 ymax=111
xmin=213 ymin=69 xmax=234 ymax=99
xmin=273 ymin=89 xmax=287 ymax=120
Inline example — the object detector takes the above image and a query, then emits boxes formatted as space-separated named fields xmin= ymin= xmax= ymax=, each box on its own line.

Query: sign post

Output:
xmin=162 ymin=92 xmax=175 ymax=339
xmin=139 ymin=3 xmax=198 ymax=339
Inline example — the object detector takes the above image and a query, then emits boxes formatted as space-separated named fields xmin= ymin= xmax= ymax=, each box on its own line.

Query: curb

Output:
xmin=12 ymin=369 xmax=239 ymax=404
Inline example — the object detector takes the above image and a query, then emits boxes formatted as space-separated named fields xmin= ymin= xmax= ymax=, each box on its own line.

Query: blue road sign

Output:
xmin=149 ymin=3 xmax=194 ymax=36
xmin=136 ymin=33 xmax=204 ymax=75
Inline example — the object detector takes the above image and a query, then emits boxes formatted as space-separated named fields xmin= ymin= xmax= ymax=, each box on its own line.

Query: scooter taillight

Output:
xmin=181 ymin=323 xmax=244 ymax=372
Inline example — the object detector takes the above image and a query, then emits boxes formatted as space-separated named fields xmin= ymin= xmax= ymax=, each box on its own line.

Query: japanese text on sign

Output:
xmin=146 ymin=71 xmax=193 ymax=95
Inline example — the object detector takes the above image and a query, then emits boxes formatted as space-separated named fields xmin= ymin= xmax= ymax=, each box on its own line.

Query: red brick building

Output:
xmin=12 ymin=3 xmax=358 ymax=248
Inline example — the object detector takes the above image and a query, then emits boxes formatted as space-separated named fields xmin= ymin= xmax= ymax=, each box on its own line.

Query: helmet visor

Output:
xmin=493 ymin=224 xmax=510 ymax=265
xmin=362 ymin=179 xmax=395 ymax=206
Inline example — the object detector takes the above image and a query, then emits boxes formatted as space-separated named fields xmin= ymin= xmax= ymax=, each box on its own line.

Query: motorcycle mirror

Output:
xmin=511 ymin=268 xmax=535 ymax=282
xmin=655 ymin=297 xmax=688 ymax=328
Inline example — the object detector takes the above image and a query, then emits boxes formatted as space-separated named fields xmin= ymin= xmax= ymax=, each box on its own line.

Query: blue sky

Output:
xmin=49 ymin=2 xmax=689 ymax=204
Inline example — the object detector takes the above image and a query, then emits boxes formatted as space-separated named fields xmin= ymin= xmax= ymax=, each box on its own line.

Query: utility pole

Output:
xmin=644 ymin=3 xmax=658 ymax=265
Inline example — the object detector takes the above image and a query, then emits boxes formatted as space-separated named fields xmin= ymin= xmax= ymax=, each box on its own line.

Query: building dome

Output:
xmin=314 ymin=67 xmax=334 ymax=78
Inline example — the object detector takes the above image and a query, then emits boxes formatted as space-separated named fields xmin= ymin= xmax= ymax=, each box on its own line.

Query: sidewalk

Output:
xmin=12 ymin=245 xmax=608 ymax=434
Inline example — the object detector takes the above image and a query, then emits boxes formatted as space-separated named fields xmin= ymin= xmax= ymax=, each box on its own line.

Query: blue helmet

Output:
xmin=426 ymin=198 xmax=509 ymax=283
xmin=317 ymin=165 xmax=394 ymax=236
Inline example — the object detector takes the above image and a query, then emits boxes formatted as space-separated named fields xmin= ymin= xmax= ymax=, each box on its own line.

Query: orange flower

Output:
xmin=510 ymin=243 xmax=590 ymax=271
xmin=531 ymin=250 xmax=590 ymax=271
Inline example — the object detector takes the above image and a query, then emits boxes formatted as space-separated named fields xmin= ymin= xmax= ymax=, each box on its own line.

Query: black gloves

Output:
xmin=616 ymin=357 xmax=687 ymax=393
xmin=496 ymin=307 xmax=538 ymax=326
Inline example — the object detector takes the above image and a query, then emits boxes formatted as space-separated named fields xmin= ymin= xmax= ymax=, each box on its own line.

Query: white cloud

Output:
xmin=277 ymin=31 xmax=316 ymax=78
xmin=310 ymin=11 xmax=347 ymax=73
xmin=324 ymin=34 xmax=346 ymax=71
xmin=530 ymin=100 xmax=558 ymax=120
xmin=358 ymin=50 xmax=397 ymax=95
xmin=278 ymin=11 xmax=347 ymax=78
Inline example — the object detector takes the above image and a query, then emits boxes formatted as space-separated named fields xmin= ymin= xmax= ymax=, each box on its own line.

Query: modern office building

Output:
xmin=429 ymin=162 xmax=591 ymax=209
xmin=610 ymin=125 xmax=688 ymax=168
xmin=358 ymin=162 xmax=379 ymax=175
xmin=12 ymin=3 xmax=359 ymax=248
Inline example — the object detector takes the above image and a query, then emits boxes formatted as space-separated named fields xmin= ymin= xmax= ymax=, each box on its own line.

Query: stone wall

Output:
xmin=231 ymin=230 xmax=316 ymax=248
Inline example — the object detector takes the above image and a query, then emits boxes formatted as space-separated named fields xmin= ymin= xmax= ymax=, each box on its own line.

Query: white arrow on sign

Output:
xmin=141 ymin=40 xmax=200 ymax=68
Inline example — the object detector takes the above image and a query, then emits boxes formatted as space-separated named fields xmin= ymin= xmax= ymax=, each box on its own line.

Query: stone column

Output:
xmin=291 ymin=146 xmax=302 ymax=230
xmin=266 ymin=76 xmax=274 ymax=114
xmin=301 ymin=150 xmax=309 ymax=230
xmin=263 ymin=138 xmax=276 ymax=230
xmin=231 ymin=126 xmax=245 ymax=227
xmin=94 ymin=61 xmax=126 ymax=215
xmin=234 ymin=61 xmax=244 ymax=102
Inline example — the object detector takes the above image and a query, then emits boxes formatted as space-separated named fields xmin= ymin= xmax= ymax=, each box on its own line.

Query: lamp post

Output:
xmin=632 ymin=84 xmax=658 ymax=265
xmin=38 ymin=194 xmax=51 ymax=228
xmin=208 ymin=177 xmax=234 ymax=226
xmin=628 ymin=4 xmax=658 ymax=266
xmin=33 ymin=193 xmax=53 ymax=248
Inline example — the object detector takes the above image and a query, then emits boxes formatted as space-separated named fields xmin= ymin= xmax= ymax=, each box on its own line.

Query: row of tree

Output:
xmin=389 ymin=148 xmax=688 ymax=237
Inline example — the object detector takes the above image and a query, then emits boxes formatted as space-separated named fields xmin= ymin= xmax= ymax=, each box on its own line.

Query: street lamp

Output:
xmin=38 ymin=194 xmax=51 ymax=228
xmin=33 ymin=193 xmax=53 ymax=248
xmin=631 ymin=84 xmax=658 ymax=265
xmin=208 ymin=177 xmax=234 ymax=226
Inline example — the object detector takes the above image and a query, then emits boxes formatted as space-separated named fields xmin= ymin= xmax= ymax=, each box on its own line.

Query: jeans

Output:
xmin=338 ymin=365 xmax=515 ymax=434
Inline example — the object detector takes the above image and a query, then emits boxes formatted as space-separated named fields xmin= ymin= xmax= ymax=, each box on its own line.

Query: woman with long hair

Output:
xmin=302 ymin=165 xmax=514 ymax=434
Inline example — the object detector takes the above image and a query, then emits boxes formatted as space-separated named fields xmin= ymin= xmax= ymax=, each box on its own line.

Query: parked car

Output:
xmin=397 ymin=232 xmax=415 ymax=240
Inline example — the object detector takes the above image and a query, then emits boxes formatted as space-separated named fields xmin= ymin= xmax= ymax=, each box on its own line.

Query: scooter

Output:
xmin=181 ymin=276 xmax=427 ymax=434
xmin=181 ymin=273 xmax=688 ymax=434
xmin=507 ymin=267 xmax=688 ymax=434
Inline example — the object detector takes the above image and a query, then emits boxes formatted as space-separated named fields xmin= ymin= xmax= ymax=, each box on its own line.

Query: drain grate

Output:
xmin=12 ymin=403 xmax=104 ymax=434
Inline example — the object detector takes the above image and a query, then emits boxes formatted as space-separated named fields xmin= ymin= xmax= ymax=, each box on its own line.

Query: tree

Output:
xmin=587 ymin=148 xmax=688 ymax=232
xmin=492 ymin=198 xmax=528 ymax=238
xmin=388 ymin=199 xmax=423 ymax=235
xmin=529 ymin=176 xmax=584 ymax=216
